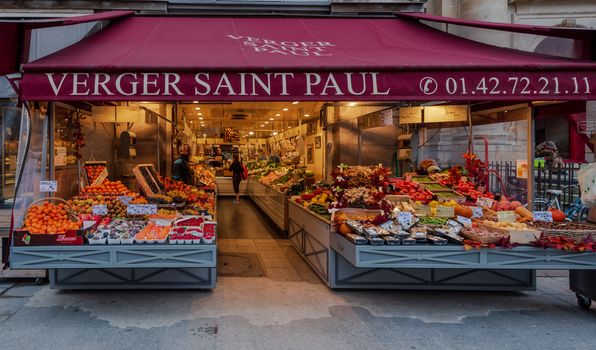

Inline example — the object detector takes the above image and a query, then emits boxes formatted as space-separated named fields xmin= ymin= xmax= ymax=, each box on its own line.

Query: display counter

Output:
xmin=11 ymin=244 xmax=217 ymax=289
xmin=248 ymin=179 xmax=288 ymax=231
xmin=288 ymin=200 xmax=596 ymax=291
xmin=216 ymin=176 xmax=249 ymax=196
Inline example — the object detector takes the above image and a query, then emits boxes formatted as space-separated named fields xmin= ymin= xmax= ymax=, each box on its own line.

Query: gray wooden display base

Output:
xmin=11 ymin=244 xmax=217 ymax=290
xmin=248 ymin=179 xmax=288 ymax=231
xmin=49 ymin=267 xmax=216 ymax=289
xmin=289 ymin=201 xmax=595 ymax=291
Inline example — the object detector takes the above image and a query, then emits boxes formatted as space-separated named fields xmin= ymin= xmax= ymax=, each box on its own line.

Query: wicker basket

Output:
xmin=460 ymin=230 xmax=505 ymax=244
xmin=25 ymin=197 xmax=79 ymax=221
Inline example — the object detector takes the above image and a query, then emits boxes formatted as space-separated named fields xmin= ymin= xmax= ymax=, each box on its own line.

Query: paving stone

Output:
xmin=2 ymin=284 xmax=44 ymax=297
xmin=216 ymin=341 xmax=255 ymax=350
xmin=0 ymin=297 xmax=27 ymax=315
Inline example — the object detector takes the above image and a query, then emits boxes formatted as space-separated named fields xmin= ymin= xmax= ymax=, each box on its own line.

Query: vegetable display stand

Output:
xmin=288 ymin=201 xmax=596 ymax=291
xmin=216 ymin=176 xmax=248 ymax=196
xmin=248 ymin=179 xmax=288 ymax=231
xmin=570 ymin=270 xmax=596 ymax=309
xmin=10 ymin=244 xmax=217 ymax=289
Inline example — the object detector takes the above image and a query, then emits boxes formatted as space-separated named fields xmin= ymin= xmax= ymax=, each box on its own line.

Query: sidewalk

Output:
xmin=0 ymin=276 xmax=594 ymax=350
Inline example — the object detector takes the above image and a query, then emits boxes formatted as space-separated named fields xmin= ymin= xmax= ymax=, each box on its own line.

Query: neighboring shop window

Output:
xmin=0 ymin=101 xmax=20 ymax=207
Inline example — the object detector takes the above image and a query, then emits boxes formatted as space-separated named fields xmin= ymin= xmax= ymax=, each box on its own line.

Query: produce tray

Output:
xmin=132 ymin=164 xmax=165 ymax=197
xmin=421 ymin=182 xmax=452 ymax=192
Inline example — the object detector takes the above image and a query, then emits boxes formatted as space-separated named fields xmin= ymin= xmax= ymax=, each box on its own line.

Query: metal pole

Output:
xmin=527 ymin=106 xmax=535 ymax=210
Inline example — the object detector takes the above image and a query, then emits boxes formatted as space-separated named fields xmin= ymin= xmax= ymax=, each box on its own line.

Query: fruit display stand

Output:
xmin=248 ymin=178 xmax=288 ymax=231
xmin=216 ymin=176 xmax=248 ymax=196
xmin=288 ymin=201 xmax=596 ymax=290
xmin=10 ymin=200 xmax=218 ymax=290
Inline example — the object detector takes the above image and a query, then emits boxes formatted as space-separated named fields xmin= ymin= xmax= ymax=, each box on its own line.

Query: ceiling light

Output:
xmin=249 ymin=131 xmax=255 ymax=135
xmin=288 ymin=126 xmax=292 ymax=129
xmin=203 ymin=133 xmax=207 ymax=137
xmin=195 ymin=107 xmax=200 ymax=110
xmin=283 ymin=108 xmax=289 ymax=111
xmin=348 ymin=102 xmax=357 ymax=106
xmin=265 ymin=122 xmax=269 ymax=124
xmin=199 ymin=117 xmax=203 ymax=120
xmin=197 ymin=113 xmax=202 ymax=115
xmin=269 ymin=118 xmax=274 ymax=121
xmin=260 ymin=124 xmax=265 ymax=127
xmin=273 ymin=131 xmax=279 ymax=135
xmin=304 ymin=114 xmax=310 ymax=117
xmin=292 ymin=101 xmax=299 ymax=104
xmin=189 ymin=121 xmax=193 ymax=124
xmin=193 ymin=101 xmax=198 ymax=104
xmin=275 ymin=113 xmax=280 ymax=117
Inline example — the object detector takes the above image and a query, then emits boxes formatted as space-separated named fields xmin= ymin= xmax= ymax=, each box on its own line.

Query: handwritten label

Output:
xmin=533 ymin=211 xmax=553 ymax=222
xmin=92 ymin=205 xmax=108 ymax=216
xmin=155 ymin=219 xmax=173 ymax=227
xmin=127 ymin=204 xmax=157 ymax=215
xmin=436 ymin=206 xmax=455 ymax=217
xmin=82 ymin=221 xmax=96 ymax=229
xmin=40 ymin=180 xmax=57 ymax=192
xmin=476 ymin=197 xmax=494 ymax=208
xmin=397 ymin=212 xmax=414 ymax=228
xmin=471 ymin=206 xmax=483 ymax=219
xmin=118 ymin=196 xmax=132 ymax=204
xmin=414 ymin=204 xmax=430 ymax=216
xmin=447 ymin=219 xmax=462 ymax=229
xmin=457 ymin=215 xmax=472 ymax=228
xmin=497 ymin=211 xmax=516 ymax=222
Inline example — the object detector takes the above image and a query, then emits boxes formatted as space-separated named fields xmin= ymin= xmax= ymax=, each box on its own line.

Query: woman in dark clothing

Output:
xmin=173 ymin=144 xmax=193 ymax=185
xmin=229 ymin=154 xmax=244 ymax=204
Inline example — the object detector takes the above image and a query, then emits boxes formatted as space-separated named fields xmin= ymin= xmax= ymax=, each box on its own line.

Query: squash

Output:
xmin=454 ymin=206 xmax=473 ymax=218
xmin=515 ymin=206 xmax=533 ymax=220
xmin=549 ymin=209 xmax=566 ymax=222
xmin=339 ymin=223 xmax=353 ymax=236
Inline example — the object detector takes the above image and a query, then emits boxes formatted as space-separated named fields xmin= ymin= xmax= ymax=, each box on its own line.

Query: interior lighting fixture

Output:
xmin=269 ymin=118 xmax=274 ymax=121
xmin=197 ymin=113 xmax=202 ymax=115
xmin=193 ymin=101 xmax=198 ymax=104
xmin=275 ymin=113 xmax=280 ymax=117
xmin=249 ymin=131 xmax=255 ymax=135
xmin=265 ymin=122 xmax=269 ymax=124
xmin=348 ymin=102 xmax=357 ymax=106
xmin=283 ymin=108 xmax=289 ymax=111
xmin=273 ymin=131 xmax=279 ymax=135
xmin=304 ymin=114 xmax=310 ymax=117
xmin=260 ymin=124 xmax=265 ymax=127
xmin=199 ymin=117 xmax=203 ymax=120
xmin=292 ymin=101 xmax=299 ymax=104
xmin=195 ymin=107 xmax=200 ymax=110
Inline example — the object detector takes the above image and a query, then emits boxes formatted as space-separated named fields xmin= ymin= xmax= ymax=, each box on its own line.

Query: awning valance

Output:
xmin=20 ymin=16 xmax=596 ymax=101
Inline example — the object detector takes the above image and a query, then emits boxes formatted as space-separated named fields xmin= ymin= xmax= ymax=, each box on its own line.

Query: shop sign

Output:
xmin=23 ymin=71 xmax=596 ymax=101
xmin=40 ymin=180 xmax=57 ymax=192
xmin=399 ymin=107 xmax=422 ymax=124
xmin=55 ymin=147 xmax=67 ymax=166
xmin=424 ymin=105 xmax=468 ymax=123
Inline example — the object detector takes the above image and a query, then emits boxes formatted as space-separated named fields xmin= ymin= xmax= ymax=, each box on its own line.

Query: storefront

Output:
xmin=7 ymin=13 xmax=596 ymax=296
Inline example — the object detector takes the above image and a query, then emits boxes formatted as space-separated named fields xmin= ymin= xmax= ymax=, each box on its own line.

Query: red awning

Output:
xmin=20 ymin=16 xmax=596 ymax=101
xmin=397 ymin=12 xmax=596 ymax=40
xmin=0 ymin=11 xmax=134 ymax=29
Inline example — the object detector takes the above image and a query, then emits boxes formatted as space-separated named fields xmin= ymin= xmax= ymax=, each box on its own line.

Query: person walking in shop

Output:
xmin=229 ymin=154 xmax=245 ymax=204
xmin=173 ymin=144 xmax=193 ymax=185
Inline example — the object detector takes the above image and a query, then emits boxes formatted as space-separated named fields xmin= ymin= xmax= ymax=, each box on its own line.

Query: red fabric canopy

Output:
xmin=397 ymin=12 xmax=596 ymax=40
xmin=21 ymin=16 xmax=596 ymax=101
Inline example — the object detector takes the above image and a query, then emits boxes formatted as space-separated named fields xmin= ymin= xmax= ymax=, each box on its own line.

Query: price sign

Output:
xmin=471 ymin=206 xmax=483 ymax=219
xmin=92 ymin=205 xmax=108 ymax=216
xmin=497 ymin=211 xmax=516 ymax=222
xmin=397 ymin=212 xmax=414 ymax=228
xmin=436 ymin=206 xmax=455 ymax=218
xmin=533 ymin=211 xmax=553 ymax=222
xmin=155 ymin=219 xmax=173 ymax=227
xmin=457 ymin=215 xmax=473 ymax=228
xmin=82 ymin=221 xmax=96 ymax=229
xmin=414 ymin=204 xmax=430 ymax=216
xmin=476 ymin=197 xmax=494 ymax=208
xmin=118 ymin=196 xmax=133 ymax=204
xmin=447 ymin=219 xmax=462 ymax=229
xmin=40 ymin=180 xmax=57 ymax=193
xmin=127 ymin=204 xmax=157 ymax=215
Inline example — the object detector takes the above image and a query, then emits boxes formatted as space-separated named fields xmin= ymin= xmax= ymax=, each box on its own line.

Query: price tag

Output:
xmin=476 ymin=197 xmax=494 ymax=208
xmin=413 ymin=204 xmax=430 ymax=216
xmin=457 ymin=215 xmax=472 ymax=228
xmin=118 ymin=196 xmax=132 ymax=204
xmin=92 ymin=204 xmax=108 ymax=216
xmin=82 ymin=221 xmax=96 ymax=229
xmin=436 ymin=206 xmax=455 ymax=218
xmin=397 ymin=212 xmax=414 ymax=228
xmin=127 ymin=204 xmax=157 ymax=215
xmin=155 ymin=219 xmax=173 ymax=227
xmin=497 ymin=211 xmax=516 ymax=222
xmin=40 ymin=180 xmax=57 ymax=192
xmin=471 ymin=206 xmax=483 ymax=219
xmin=533 ymin=211 xmax=553 ymax=222
xmin=447 ymin=219 xmax=462 ymax=229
